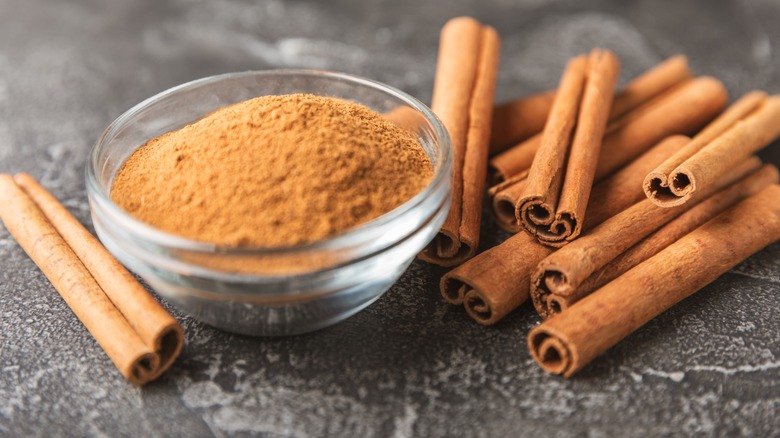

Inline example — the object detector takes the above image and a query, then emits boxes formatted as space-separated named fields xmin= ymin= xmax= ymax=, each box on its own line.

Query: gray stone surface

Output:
xmin=1 ymin=0 xmax=779 ymax=436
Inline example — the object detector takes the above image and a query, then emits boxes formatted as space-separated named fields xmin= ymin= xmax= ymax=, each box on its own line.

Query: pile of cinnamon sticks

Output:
xmin=422 ymin=17 xmax=780 ymax=377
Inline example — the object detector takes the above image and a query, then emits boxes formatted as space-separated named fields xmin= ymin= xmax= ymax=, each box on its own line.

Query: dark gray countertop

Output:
xmin=1 ymin=0 xmax=779 ymax=436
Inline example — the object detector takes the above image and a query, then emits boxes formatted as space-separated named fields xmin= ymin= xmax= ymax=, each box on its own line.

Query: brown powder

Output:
xmin=111 ymin=93 xmax=432 ymax=248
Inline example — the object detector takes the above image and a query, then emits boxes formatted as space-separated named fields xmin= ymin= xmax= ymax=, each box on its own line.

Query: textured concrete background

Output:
xmin=1 ymin=0 xmax=780 ymax=436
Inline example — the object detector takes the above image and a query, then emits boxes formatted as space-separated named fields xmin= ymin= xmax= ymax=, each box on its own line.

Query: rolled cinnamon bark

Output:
xmin=561 ymin=163 xmax=779 ymax=312
xmin=517 ymin=49 xmax=620 ymax=245
xmin=418 ymin=17 xmax=500 ymax=267
xmin=490 ymin=135 xmax=689 ymax=233
xmin=644 ymin=92 xmax=780 ymax=207
xmin=583 ymin=136 xmax=690 ymax=228
xmin=489 ymin=55 xmax=692 ymax=183
xmin=0 ymin=175 xmax=176 ymax=385
xmin=439 ymin=231 xmax=552 ymax=319
xmin=529 ymin=184 xmax=780 ymax=377
xmin=490 ymin=91 xmax=555 ymax=155
xmin=609 ymin=55 xmax=690 ymax=119
xmin=442 ymin=137 xmax=689 ymax=324
xmin=489 ymin=76 xmax=728 ymax=233
xmin=532 ymin=158 xmax=769 ymax=318
xmin=14 ymin=173 xmax=184 ymax=379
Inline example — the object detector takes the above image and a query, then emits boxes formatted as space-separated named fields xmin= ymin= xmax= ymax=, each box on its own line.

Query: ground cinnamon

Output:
xmin=111 ymin=93 xmax=432 ymax=248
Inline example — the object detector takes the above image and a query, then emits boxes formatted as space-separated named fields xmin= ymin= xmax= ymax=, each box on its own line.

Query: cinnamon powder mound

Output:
xmin=111 ymin=93 xmax=433 ymax=248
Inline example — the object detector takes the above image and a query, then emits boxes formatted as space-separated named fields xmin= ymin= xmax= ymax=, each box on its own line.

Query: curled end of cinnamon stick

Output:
xmin=150 ymin=322 xmax=185 ymax=380
xmin=439 ymin=273 xmax=470 ymax=305
xmin=127 ymin=322 xmax=184 ymax=384
xmin=643 ymin=169 xmax=695 ymax=207
xmin=419 ymin=230 xmax=475 ymax=267
xmin=463 ymin=288 xmax=499 ymax=325
xmin=528 ymin=327 xmax=575 ymax=377
xmin=546 ymin=295 xmax=569 ymax=316
xmin=531 ymin=266 xmax=572 ymax=319
xmin=517 ymin=198 xmax=576 ymax=245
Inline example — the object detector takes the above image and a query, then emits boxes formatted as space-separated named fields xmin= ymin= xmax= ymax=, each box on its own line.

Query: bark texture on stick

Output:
xmin=419 ymin=17 xmax=500 ymax=266
xmin=517 ymin=49 xmax=620 ymax=245
xmin=0 ymin=175 xmax=183 ymax=385
xmin=488 ymin=55 xmax=691 ymax=183
xmin=529 ymin=185 xmax=780 ymax=377
xmin=644 ymin=92 xmax=780 ymax=207
xmin=442 ymin=136 xmax=689 ymax=326
xmin=488 ymin=77 xmax=727 ymax=233
xmin=532 ymin=158 xmax=773 ymax=318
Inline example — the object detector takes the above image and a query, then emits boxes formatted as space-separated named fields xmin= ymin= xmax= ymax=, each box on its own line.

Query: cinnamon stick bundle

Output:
xmin=559 ymin=163 xmax=779 ymax=313
xmin=0 ymin=174 xmax=183 ymax=385
xmin=644 ymin=92 xmax=780 ymax=207
xmin=516 ymin=49 xmax=620 ymax=245
xmin=441 ymin=135 xmax=689 ymax=325
xmin=489 ymin=76 xmax=728 ymax=232
xmin=489 ymin=55 xmax=692 ymax=183
xmin=528 ymin=184 xmax=780 ymax=377
xmin=418 ymin=17 xmax=500 ymax=267
xmin=531 ymin=158 xmax=776 ymax=318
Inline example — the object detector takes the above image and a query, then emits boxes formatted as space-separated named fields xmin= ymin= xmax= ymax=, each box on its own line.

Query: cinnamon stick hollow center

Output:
xmin=644 ymin=92 xmax=780 ymax=207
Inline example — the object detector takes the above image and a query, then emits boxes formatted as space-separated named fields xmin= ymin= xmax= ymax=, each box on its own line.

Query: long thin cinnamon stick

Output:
xmin=517 ymin=49 xmax=620 ymax=246
xmin=14 ymin=173 xmax=184 ymax=379
xmin=529 ymin=184 xmax=780 ymax=377
xmin=0 ymin=175 xmax=175 ymax=385
xmin=418 ymin=17 xmax=500 ymax=267
xmin=644 ymin=92 xmax=780 ymax=206
xmin=489 ymin=55 xmax=692 ymax=182
xmin=489 ymin=76 xmax=728 ymax=233
xmin=532 ymin=158 xmax=770 ymax=318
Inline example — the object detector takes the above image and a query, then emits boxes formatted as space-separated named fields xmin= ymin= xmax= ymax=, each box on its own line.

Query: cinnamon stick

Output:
xmin=532 ymin=158 xmax=771 ymax=318
xmin=490 ymin=90 xmax=555 ymax=154
xmin=0 ymin=174 xmax=183 ymax=385
xmin=489 ymin=55 xmax=692 ymax=183
xmin=517 ymin=49 xmax=620 ymax=245
xmin=418 ymin=17 xmax=500 ymax=266
xmin=644 ymin=92 xmax=780 ymax=207
xmin=441 ymin=136 xmax=689 ymax=324
xmin=529 ymin=184 xmax=780 ymax=377
xmin=582 ymin=135 xmax=690 ymax=228
xmin=554 ymin=163 xmax=779 ymax=314
xmin=489 ymin=76 xmax=728 ymax=233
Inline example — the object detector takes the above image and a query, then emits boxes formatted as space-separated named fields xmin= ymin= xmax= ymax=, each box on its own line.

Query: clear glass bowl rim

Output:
xmin=86 ymin=69 xmax=452 ymax=258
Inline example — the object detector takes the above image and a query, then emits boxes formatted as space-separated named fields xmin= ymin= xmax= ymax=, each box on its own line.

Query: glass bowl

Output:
xmin=86 ymin=70 xmax=452 ymax=336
